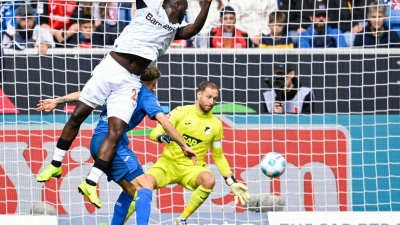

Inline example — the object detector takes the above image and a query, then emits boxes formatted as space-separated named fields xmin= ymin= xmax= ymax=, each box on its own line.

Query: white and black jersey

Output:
xmin=113 ymin=0 xmax=185 ymax=61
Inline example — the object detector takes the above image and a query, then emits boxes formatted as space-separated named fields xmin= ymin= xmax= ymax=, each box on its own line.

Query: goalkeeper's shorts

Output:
xmin=90 ymin=132 xmax=144 ymax=183
xmin=79 ymin=54 xmax=142 ymax=124
xmin=146 ymin=156 xmax=210 ymax=191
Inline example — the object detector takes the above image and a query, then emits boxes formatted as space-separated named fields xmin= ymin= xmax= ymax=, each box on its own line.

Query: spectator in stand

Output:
xmin=188 ymin=0 xmax=224 ymax=48
xmin=354 ymin=2 xmax=400 ymax=48
xmin=209 ymin=6 xmax=254 ymax=48
xmin=280 ymin=0 xmax=368 ymax=47
xmin=2 ymin=4 xmax=54 ymax=55
xmin=92 ymin=2 xmax=127 ymax=46
xmin=259 ymin=11 xmax=294 ymax=48
xmin=299 ymin=1 xmax=347 ymax=48
xmin=1 ymin=1 xmax=24 ymax=33
xmin=66 ymin=15 xmax=94 ymax=48
xmin=227 ymin=0 xmax=277 ymax=46
xmin=35 ymin=0 xmax=79 ymax=47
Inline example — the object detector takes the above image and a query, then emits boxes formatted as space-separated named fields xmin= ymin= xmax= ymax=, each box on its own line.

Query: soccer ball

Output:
xmin=260 ymin=152 xmax=286 ymax=178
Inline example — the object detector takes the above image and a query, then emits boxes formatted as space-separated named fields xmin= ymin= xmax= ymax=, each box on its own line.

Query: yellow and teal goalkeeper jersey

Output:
xmin=149 ymin=104 xmax=232 ymax=176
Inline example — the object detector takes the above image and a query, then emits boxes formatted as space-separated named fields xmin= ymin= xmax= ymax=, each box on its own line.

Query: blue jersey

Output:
xmin=94 ymin=85 xmax=164 ymax=144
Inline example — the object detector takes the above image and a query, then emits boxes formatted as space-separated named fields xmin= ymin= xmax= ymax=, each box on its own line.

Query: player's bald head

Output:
xmin=163 ymin=0 xmax=188 ymax=24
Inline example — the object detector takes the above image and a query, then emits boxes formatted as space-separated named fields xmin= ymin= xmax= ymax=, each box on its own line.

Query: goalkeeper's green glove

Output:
xmin=157 ymin=134 xmax=171 ymax=144
xmin=225 ymin=175 xmax=250 ymax=206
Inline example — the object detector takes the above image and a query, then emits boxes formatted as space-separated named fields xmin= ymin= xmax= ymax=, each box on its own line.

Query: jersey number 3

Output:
xmin=131 ymin=89 xmax=138 ymax=102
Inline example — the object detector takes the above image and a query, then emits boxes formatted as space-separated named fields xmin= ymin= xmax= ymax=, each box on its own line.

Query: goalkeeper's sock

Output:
xmin=111 ymin=192 xmax=133 ymax=225
xmin=86 ymin=158 xmax=108 ymax=186
xmin=51 ymin=138 xmax=72 ymax=167
xmin=124 ymin=192 xmax=138 ymax=224
xmin=135 ymin=188 xmax=152 ymax=225
xmin=179 ymin=185 xmax=212 ymax=219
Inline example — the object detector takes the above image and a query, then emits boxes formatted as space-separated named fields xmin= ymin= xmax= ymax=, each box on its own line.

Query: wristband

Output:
xmin=224 ymin=175 xmax=237 ymax=186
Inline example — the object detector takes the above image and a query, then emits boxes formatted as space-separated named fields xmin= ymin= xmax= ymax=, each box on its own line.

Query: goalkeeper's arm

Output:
xmin=211 ymin=140 xmax=250 ymax=206
xmin=36 ymin=92 xmax=81 ymax=112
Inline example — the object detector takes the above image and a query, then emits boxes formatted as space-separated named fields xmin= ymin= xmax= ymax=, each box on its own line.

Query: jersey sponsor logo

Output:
xmin=182 ymin=134 xmax=202 ymax=147
xmin=184 ymin=122 xmax=191 ymax=125
xmin=204 ymin=127 xmax=211 ymax=134
xmin=145 ymin=13 xmax=175 ymax=32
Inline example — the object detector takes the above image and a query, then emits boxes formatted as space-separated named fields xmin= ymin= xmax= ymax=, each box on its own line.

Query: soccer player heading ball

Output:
xmin=37 ymin=0 xmax=213 ymax=213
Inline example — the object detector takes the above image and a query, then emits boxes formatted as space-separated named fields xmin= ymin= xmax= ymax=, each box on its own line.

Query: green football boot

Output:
xmin=78 ymin=181 xmax=102 ymax=209
xmin=36 ymin=164 xmax=62 ymax=182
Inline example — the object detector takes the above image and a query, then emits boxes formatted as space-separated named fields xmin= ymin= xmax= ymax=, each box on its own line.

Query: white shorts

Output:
xmin=79 ymin=54 xmax=141 ymax=124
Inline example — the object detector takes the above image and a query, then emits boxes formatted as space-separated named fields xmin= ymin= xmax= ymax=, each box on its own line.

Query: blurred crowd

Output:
xmin=1 ymin=0 xmax=400 ymax=55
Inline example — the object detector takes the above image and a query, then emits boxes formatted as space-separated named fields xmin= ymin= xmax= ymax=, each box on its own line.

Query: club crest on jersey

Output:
xmin=183 ymin=134 xmax=202 ymax=147
xmin=146 ymin=13 xmax=175 ymax=32
xmin=204 ymin=127 xmax=211 ymax=134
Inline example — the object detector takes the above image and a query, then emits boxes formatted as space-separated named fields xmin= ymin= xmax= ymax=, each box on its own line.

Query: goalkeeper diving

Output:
xmin=122 ymin=81 xmax=250 ymax=225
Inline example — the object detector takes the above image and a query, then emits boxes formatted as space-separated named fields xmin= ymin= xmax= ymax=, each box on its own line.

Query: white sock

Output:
xmin=52 ymin=147 xmax=67 ymax=163
xmin=86 ymin=167 xmax=104 ymax=184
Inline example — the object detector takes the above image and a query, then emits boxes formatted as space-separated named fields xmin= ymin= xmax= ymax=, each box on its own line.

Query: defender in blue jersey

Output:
xmin=36 ymin=66 xmax=197 ymax=225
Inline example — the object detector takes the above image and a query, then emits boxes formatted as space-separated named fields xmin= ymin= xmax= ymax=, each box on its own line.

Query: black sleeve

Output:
xmin=390 ymin=31 xmax=400 ymax=48
xmin=353 ymin=33 xmax=363 ymax=47
xmin=65 ymin=33 xmax=78 ymax=48
xmin=301 ymin=90 xmax=314 ymax=114
xmin=136 ymin=0 xmax=147 ymax=9
xmin=92 ymin=24 xmax=104 ymax=47
xmin=36 ymin=1 xmax=49 ymax=26
xmin=174 ymin=26 xmax=185 ymax=40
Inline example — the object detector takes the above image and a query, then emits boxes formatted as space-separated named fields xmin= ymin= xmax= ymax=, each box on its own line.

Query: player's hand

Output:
xmin=226 ymin=176 xmax=250 ymax=206
xmin=182 ymin=146 xmax=198 ymax=165
xmin=36 ymin=99 xmax=58 ymax=112
xmin=273 ymin=103 xmax=283 ymax=114
xmin=157 ymin=134 xmax=172 ymax=144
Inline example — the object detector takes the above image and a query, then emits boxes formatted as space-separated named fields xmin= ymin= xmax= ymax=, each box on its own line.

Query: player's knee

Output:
xmin=131 ymin=175 xmax=154 ymax=190
xmin=67 ymin=111 xmax=85 ymax=128
xmin=122 ymin=185 xmax=137 ymax=197
xmin=199 ymin=172 xmax=215 ymax=189
xmin=107 ymin=128 xmax=125 ymax=141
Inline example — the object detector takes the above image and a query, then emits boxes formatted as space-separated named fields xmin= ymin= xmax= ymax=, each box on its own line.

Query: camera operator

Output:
xmin=263 ymin=63 xmax=314 ymax=114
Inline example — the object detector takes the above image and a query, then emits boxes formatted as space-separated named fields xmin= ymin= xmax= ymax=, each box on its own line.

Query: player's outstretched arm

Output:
xmin=211 ymin=140 xmax=250 ymax=206
xmin=36 ymin=92 xmax=81 ymax=112
xmin=154 ymin=113 xmax=198 ymax=165
xmin=179 ymin=0 xmax=212 ymax=39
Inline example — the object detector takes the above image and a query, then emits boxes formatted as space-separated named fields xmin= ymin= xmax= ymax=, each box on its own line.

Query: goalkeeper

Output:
xmin=123 ymin=81 xmax=250 ymax=225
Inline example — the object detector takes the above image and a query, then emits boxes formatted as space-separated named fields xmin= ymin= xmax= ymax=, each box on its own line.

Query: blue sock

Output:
xmin=136 ymin=188 xmax=152 ymax=225
xmin=111 ymin=192 xmax=134 ymax=225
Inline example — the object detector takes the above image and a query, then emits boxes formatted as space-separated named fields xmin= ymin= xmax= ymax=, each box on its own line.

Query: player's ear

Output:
xmin=197 ymin=91 xmax=201 ymax=99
